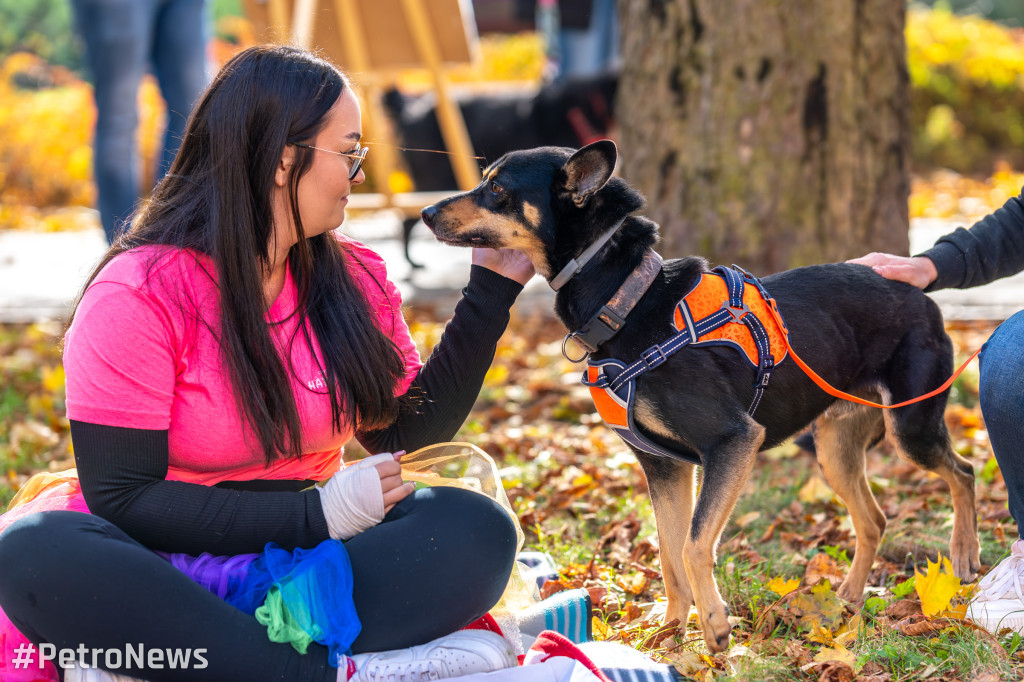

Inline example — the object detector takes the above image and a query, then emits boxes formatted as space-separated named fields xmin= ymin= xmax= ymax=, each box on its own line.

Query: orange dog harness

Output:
xmin=584 ymin=265 xmax=787 ymax=462
xmin=581 ymin=263 xmax=980 ymax=463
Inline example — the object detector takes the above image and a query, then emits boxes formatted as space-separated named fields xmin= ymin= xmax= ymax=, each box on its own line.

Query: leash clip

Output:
xmin=561 ymin=332 xmax=591 ymax=363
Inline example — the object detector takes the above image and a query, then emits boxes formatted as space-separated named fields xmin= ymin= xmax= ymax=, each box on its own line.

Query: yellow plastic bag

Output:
xmin=400 ymin=442 xmax=537 ymax=617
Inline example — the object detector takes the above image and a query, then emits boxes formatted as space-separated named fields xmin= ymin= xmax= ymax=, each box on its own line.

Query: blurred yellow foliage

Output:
xmin=0 ymin=51 xmax=166 ymax=230
xmin=2 ymin=12 xmax=1020 ymax=233
xmin=907 ymin=6 xmax=1024 ymax=92
xmin=907 ymin=7 xmax=1024 ymax=172
xmin=0 ymin=25 xmax=541 ymax=232
xmin=396 ymin=32 xmax=545 ymax=91
xmin=0 ymin=52 xmax=95 ymax=209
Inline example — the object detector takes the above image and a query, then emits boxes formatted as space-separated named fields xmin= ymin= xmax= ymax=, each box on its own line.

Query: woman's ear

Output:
xmin=275 ymin=145 xmax=296 ymax=187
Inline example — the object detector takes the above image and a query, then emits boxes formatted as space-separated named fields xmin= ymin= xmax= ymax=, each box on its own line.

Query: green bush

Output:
xmin=0 ymin=0 xmax=81 ymax=71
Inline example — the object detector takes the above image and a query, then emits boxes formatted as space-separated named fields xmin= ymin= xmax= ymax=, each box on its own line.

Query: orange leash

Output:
xmin=763 ymin=296 xmax=980 ymax=410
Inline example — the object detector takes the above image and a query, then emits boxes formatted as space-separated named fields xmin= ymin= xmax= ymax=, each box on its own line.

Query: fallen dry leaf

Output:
xmin=798 ymin=475 xmax=835 ymax=504
xmin=915 ymin=555 xmax=962 ymax=616
xmin=808 ymin=658 xmax=856 ymax=682
xmin=897 ymin=615 xmax=954 ymax=636
xmin=767 ymin=576 xmax=801 ymax=597
xmin=805 ymin=553 xmax=847 ymax=589
xmin=789 ymin=581 xmax=846 ymax=632
xmin=885 ymin=598 xmax=923 ymax=620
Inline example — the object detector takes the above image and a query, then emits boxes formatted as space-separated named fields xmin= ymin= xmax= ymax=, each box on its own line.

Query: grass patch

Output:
xmin=856 ymin=621 xmax=1011 ymax=680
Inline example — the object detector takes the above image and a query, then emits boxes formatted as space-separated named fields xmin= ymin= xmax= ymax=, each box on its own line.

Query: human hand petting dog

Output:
xmin=473 ymin=247 xmax=535 ymax=285
xmin=317 ymin=452 xmax=414 ymax=540
xmin=848 ymin=252 xmax=938 ymax=290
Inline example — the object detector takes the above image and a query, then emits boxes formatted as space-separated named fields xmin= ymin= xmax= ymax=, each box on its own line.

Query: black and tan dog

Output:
xmin=421 ymin=141 xmax=980 ymax=652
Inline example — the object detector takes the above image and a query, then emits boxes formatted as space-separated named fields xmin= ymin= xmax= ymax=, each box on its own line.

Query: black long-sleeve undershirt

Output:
xmin=921 ymin=186 xmax=1024 ymax=291
xmin=72 ymin=265 xmax=523 ymax=556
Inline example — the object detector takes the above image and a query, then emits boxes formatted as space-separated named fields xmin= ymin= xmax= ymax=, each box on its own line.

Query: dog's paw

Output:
xmin=950 ymin=548 xmax=980 ymax=583
xmin=836 ymin=581 xmax=865 ymax=603
xmin=950 ymin=533 xmax=982 ymax=582
xmin=700 ymin=603 xmax=732 ymax=654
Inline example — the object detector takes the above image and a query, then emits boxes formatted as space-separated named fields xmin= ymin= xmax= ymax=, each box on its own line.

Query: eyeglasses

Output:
xmin=294 ymin=142 xmax=369 ymax=180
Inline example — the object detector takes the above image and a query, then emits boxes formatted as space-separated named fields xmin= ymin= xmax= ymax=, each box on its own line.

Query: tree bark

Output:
xmin=617 ymin=0 xmax=910 ymax=274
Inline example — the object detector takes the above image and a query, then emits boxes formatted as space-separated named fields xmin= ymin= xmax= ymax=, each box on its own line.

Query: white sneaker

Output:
xmin=968 ymin=539 xmax=1024 ymax=634
xmin=347 ymin=630 xmax=518 ymax=681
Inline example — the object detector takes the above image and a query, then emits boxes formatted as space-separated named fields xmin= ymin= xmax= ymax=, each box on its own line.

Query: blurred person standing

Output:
xmin=70 ymin=0 xmax=209 ymax=244
xmin=542 ymin=0 xmax=620 ymax=83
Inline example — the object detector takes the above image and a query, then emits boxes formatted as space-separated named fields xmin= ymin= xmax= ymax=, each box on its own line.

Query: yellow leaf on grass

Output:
xmin=667 ymin=651 xmax=709 ymax=676
xmin=592 ymin=617 xmax=611 ymax=641
xmin=915 ymin=555 xmax=962 ymax=616
xmin=767 ymin=576 xmax=800 ymax=597
xmin=835 ymin=613 xmax=869 ymax=646
xmin=735 ymin=511 xmax=761 ymax=528
xmin=813 ymin=641 xmax=857 ymax=667
xmin=798 ymin=475 xmax=834 ymax=504
xmin=805 ymin=552 xmax=846 ymax=588
xmin=945 ymin=602 xmax=968 ymax=620
xmin=789 ymin=580 xmax=846 ymax=632
xmin=617 ymin=572 xmax=649 ymax=595
xmin=806 ymin=625 xmax=833 ymax=645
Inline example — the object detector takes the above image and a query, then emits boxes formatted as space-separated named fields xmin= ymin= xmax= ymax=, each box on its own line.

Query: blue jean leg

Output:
xmin=978 ymin=309 xmax=1024 ymax=536
xmin=556 ymin=0 xmax=621 ymax=81
xmin=72 ymin=0 xmax=152 ymax=243
xmin=71 ymin=0 xmax=208 ymax=243
xmin=152 ymin=0 xmax=209 ymax=177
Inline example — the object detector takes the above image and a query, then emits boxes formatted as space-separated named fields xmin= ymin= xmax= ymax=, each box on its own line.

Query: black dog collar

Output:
xmin=562 ymin=249 xmax=663 ymax=360
xmin=549 ymin=217 xmax=627 ymax=291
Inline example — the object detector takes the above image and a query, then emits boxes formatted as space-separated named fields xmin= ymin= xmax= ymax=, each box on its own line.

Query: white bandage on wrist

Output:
xmin=317 ymin=453 xmax=395 ymax=540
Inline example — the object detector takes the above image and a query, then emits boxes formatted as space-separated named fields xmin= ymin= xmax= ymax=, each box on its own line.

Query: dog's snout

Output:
xmin=420 ymin=205 xmax=437 ymax=228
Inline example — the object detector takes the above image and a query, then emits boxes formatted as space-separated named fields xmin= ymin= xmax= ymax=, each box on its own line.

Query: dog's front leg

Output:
xmin=637 ymin=453 xmax=697 ymax=623
xmin=684 ymin=426 xmax=763 ymax=653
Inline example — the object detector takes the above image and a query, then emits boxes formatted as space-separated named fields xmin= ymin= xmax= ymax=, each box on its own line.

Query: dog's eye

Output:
xmin=490 ymin=181 xmax=503 ymax=195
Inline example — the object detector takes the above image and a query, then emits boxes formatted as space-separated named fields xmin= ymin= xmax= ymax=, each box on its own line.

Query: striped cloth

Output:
xmin=578 ymin=642 xmax=683 ymax=682
xmin=516 ymin=588 xmax=593 ymax=645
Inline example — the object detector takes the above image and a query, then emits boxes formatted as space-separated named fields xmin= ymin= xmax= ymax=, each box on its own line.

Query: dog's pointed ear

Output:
xmin=563 ymin=140 xmax=617 ymax=208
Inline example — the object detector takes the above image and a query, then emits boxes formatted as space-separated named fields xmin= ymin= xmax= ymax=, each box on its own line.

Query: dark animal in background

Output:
xmin=382 ymin=71 xmax=617 ymax=267
xmin=420 ymin=141 xmax=980 ymax=653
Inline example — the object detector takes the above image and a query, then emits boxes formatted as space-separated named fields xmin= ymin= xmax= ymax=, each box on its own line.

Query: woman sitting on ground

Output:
xmin=0 ymin=44 xmax=533 ymax=682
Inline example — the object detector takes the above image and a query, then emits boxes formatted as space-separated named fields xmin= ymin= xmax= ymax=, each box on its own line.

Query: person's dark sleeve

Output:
xmin=356 ymin=265 xmax=524 ymax=453
xmin=71 ymin=420 xmax=330 ymax=556
xmin=920 ymin=187 xmax=1024 ymax=291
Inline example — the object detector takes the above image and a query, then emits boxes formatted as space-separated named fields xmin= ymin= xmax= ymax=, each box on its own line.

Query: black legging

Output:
xmin=0 ymin=486 xmax=517 ymax=682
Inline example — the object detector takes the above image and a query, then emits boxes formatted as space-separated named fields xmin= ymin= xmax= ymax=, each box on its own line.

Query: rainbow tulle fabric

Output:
xmin=0 ymin=470 xmax=359 ymax=681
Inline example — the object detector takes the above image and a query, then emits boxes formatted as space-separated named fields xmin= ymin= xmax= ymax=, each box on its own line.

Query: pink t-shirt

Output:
xmin=63 ymin=236 xmax=422 ymax=486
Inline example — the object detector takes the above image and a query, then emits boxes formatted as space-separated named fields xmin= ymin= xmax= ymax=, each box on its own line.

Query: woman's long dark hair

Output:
xmin=69 ymin=45 xmax=407 ymax=464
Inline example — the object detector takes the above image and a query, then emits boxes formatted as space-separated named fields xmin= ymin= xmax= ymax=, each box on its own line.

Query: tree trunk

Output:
xmin=617 ymin=0 xmax=910 ymax=274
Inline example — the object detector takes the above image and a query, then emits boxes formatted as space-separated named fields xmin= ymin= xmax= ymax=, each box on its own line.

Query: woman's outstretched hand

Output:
xmin=847 ymin=252 xmax=938 ymax=290
xmin=472 ymin=247 xmax=535 ymax=285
